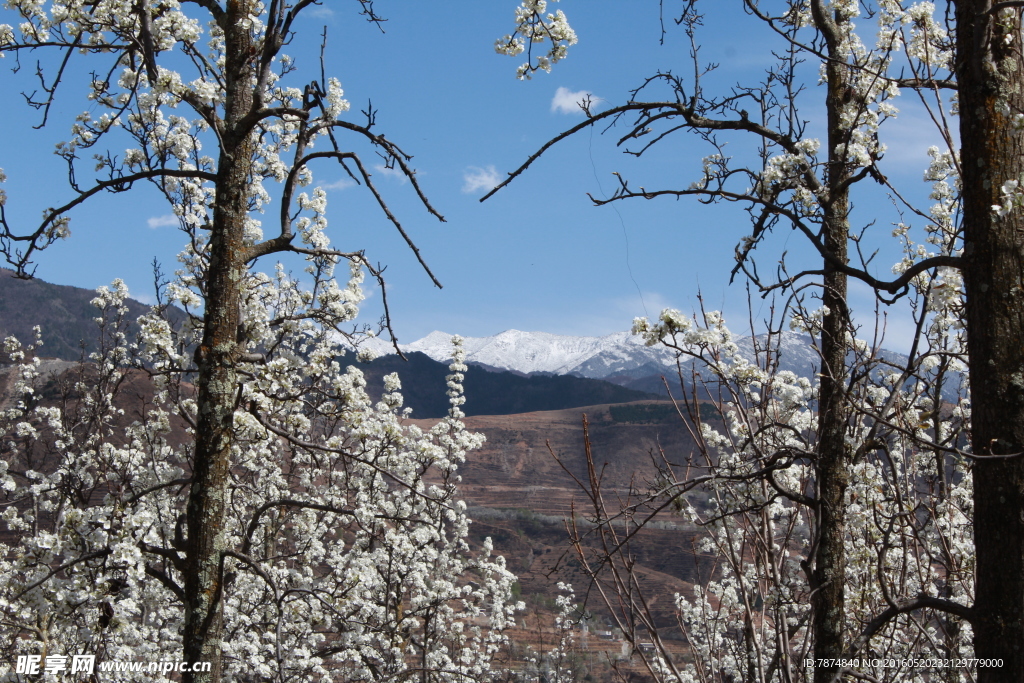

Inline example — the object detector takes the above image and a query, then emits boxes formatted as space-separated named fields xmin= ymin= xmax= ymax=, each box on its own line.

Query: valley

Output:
xmin=0 ymin=272 xmax=745 ymax=680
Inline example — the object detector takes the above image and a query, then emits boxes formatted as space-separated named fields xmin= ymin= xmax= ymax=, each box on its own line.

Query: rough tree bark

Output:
xmin=955 ymin=0 xmax=1024 ymax=678
xmin=811 ymin=5 xmax=853 ymax=678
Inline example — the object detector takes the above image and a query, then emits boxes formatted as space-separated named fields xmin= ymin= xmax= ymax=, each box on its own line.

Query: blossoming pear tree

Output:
xmin=549 ymin=152 xmax=972 ymax=680
xmin=565 ymin=281 xmax=972 ymax=683
xmin=485 ymin=1 xmax=1014 ymax=680
xmin=0 ymin=2 xmax=574 ymax=681
xmin=1 ymin=283 xmax=521 ymax=682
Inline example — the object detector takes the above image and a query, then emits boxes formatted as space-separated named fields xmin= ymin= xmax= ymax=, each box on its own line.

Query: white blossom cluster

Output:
xmin=884 ymin=1 xmax=953 ymax=70
xmin=992 ymin=176 xmax=1024 ymax=219
xmin=892 ymin=146 xmax=966 ymax=347
xmin=495 ymin=0 xmax=577 ymax=80
xmin=752 ymin=139 xmax=822 ymax=213
xmin=517 ymin=583 xmax=580 ymax=683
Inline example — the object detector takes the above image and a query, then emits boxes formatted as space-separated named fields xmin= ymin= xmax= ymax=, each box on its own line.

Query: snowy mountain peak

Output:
xmin=385 ymin=329 xmax=677 ymax=378
xmin=403 ymin=330 xmax=456 ymax=352
xmin=353 ymin=328 xmax=931 ymax=396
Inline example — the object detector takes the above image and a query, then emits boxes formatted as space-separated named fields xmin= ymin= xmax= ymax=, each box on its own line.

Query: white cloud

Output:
xmin=147 ymin=215 xmax=178 ymax=229
xmin=321 ymin=177 xmax=356 ymax=191
xmin=551 ymin=86 xmax=597 ymax=115
xmin=306 ymin=6 xmax=334 ymax=19
xmin=607 ymin=291 xmax=677 ymax=324
xmin=880 ymin=116 xmax=952 ymax=169
xmin=538 ymin=292 xmax=678 ymax=337
xmin=372 ymin=164 xmax=408 ymax=184
xmin=461 ymin=165 xmax=500 ymax=194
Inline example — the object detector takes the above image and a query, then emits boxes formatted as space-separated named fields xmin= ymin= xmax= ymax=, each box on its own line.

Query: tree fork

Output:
xmin=955 ymin=1 xmax=1024 ymax=679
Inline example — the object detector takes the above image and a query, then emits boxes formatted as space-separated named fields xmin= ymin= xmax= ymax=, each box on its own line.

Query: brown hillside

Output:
xmin=411 ymin=402 xmax=718 ymax=632
xmin=411 ymin=401 xmax=705 ymax=516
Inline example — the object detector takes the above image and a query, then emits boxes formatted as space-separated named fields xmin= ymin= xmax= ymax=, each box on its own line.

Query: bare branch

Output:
xmin=2 ymin=168 xmax=217 ymax=276
xmin=11 ymin=549 xmax=111 ymax=602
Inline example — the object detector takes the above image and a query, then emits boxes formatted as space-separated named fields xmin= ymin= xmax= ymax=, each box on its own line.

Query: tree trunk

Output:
xmin=812 ymin=27 xmax=853 ymax=683
xmin=806 ymin=7 xmax=856 ymax=671
xmin=182 ymin=4 xmax=257 ymax=681
xmin=813 ymin=249 xmax=850 ymax=683
xmin=956 ymin=1 xmax=1024 ymax=679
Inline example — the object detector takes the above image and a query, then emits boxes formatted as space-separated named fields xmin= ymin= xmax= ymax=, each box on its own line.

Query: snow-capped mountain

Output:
xmin=375 ymin=329 xmax=824 ymax=382
xmin=365 ymin=328 xmax=959 ymax=399
xmin=400 ymin=329 xmax=674 ymax=378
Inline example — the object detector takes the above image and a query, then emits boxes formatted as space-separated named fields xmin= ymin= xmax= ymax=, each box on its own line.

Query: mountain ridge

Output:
xmin=358 ymin=351 xmax=660 ymax=418
xmin=0 ymin=268 xmax=187 ymax=360
xmin=369 ymin=327 xmax=943 ymax=400
xmin=371 ymin=327 xmax=826 ymax=384
xmin=0 ymin=272 xmax=661 ymax=417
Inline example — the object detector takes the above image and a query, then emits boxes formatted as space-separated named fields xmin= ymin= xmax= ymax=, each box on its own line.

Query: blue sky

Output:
xmin=0 ymin=2 xmax=950 ymax=351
